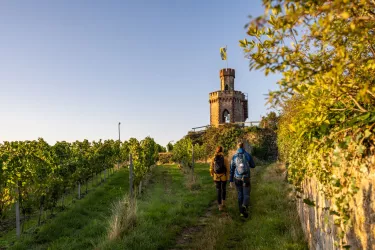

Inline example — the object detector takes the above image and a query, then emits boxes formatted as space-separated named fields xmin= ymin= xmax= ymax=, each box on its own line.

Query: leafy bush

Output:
xmin=172 ymin=138 xmax=192 ymax=168
xmin=245 ymin=127 xmax=278 ymax=161
xmin=241 ymin=0 xmax=375 ymax=244
xmin=158 ymin=152 xmax=173 ymax=164
xmin=166 ymin=142 xmax=174 ymax=152
xmin=203 ymin=124 xmax=245 ymax=156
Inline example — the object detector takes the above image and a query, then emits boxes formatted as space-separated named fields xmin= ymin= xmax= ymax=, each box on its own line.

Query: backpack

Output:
xmin=214 ymin=154 xmax=226 ymax=174
xmin=235 ymin=153 xmax=249 ymax=176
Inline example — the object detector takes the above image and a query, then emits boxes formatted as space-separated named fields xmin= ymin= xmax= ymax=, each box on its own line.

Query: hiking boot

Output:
xmin=221 ymin=200 xmax=226 ymax=208
xmin=242 ymin=205 xmax=249 ymax=218
xmin=218 ymin=204 xmax=223 ymax=211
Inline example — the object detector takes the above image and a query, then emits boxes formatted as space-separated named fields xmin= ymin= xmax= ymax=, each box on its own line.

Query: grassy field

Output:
xmin=4 ymin=168 xmax=129 ymax=250
xmin=184 ymin=163 xmax=308 ymax=250
xmin=98 ymin=163 xmax=215 ymax=249
xmin=2 ymin=162 xmax=307 ymax=250
xmin=0 ymin=169 xmax=117 ymax=245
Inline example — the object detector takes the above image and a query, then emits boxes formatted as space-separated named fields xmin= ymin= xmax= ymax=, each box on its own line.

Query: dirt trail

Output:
xmin=162 ymin=169 xmax=172 ymax=195
xmin=171 ymin=200 xmax=217 ymax=249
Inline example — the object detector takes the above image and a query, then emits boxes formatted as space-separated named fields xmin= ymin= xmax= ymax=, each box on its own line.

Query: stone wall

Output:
xmin=220 ymin=68 xmax=235 ymax=91
xmin=210 ymin=98 xmax=219 ymax=127
xmin=297 ymin=166 xmax=375 ymax=249
xmin=209 ymin=90 xmax=247 ymax=126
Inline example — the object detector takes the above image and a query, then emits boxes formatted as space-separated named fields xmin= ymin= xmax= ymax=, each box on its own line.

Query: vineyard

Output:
xmin=0 ymin=137 xmax=161 ymax=240
xmin=0 ymin=122 xmax=277 ymax=248
xmin=2 ymin=0 xmax=375 ymax=249
xmin=0 ymin=121 xmax=309 ymax=250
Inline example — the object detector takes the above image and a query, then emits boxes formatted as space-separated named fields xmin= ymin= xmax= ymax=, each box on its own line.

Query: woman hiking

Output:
xmin=210 ymin=146 xmax=230 ymax=211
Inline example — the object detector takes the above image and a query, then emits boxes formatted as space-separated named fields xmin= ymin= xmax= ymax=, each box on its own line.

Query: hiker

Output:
xmin=230 ymin=142 xmax=255 ymax=218
xmin=210 ymin=146 xmax=230 ymax=211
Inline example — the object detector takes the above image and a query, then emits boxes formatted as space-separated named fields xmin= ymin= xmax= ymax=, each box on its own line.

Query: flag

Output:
xmin=220 ymin=47 xmax=227 ymax=60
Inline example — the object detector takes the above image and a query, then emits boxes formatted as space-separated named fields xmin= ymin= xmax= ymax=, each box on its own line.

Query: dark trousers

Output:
xmin=235 ymin=178 xmax=251 ymax=213
xmin=215 ymin=181 xmax=227 ymax=205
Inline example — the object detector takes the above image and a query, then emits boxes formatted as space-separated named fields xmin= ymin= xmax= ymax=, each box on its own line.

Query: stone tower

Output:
xmin=209 ymin=68 xmax=248 ymax=127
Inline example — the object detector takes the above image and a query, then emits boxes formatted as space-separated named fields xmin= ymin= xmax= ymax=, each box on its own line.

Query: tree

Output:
xmin=120 ymin=140 xmax=130 ymax=163
xmin=203 ymin=124 xmax=244 ymax=155
xmin=156 ymin=144 xmax=167 ymax=153
xmin=260 ymin=111 xmax=279 ymax=131
xmin=241 ymin=0 xmax=375 ymax=246
xmin=128 ymin=138 xmax=144 ymax=184
xmin=166 ymin=142 xmax=174 ymax=152
xmin=172 ymin=138 xmax=193 ymax=168
xmin=141 ymin=137 xmax=158 ymax=169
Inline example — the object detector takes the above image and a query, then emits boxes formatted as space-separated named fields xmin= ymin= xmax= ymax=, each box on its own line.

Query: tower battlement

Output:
xmin=220 ymin=68 xmax=235 ymax=78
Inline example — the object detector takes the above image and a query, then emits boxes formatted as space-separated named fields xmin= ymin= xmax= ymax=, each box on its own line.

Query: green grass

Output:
xmin=5 ymin=168 xmax=129 ymax=250
xmin=0 ymin=169 xmax=116 ymax=243
xmin=186 ymin=163 xmax=308 ymax=250
xmin=99 ymin=163 xmax=215 ymax=249
xmin=3 ymin=162 xmax=307 ymax=250
xmin=232 ymin=164 xmax=308 ymax=250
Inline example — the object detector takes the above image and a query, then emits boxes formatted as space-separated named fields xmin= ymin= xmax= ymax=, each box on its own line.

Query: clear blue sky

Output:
xmin=0 ymin=0 xmax=279 ymax=147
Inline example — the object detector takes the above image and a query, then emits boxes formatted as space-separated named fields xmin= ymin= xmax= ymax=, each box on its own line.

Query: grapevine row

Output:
xmin=0 ymin=136 xmax=160 ymax=234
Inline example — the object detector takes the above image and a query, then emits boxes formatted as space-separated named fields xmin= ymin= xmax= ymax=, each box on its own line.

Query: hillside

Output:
xmin=1 ymin=162 xmax=307 ymax=249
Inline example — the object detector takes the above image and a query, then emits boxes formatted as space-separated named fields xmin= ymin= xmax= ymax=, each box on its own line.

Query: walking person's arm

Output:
xmin=229 ymin=156 xmax=235 ymax=188
xmin=245 ymin=151 xmax=256 ymax=168
xmin=225 ymin=157 xmax=230 ymax=179
xmin=209 ymin=157 xmax=214 ymax=177
xmin=248 ymin=154 xmax=255 ymax=168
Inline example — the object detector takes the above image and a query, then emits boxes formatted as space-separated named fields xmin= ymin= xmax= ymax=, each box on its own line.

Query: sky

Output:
xmin=0 ymin=0 xmax=280 ymax=147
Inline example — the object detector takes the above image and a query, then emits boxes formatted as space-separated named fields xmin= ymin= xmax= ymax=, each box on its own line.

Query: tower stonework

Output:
xmin=209 ymin=68 xmax=248 ymax=127
xmin=220 ymin=68 xmax=235 ymax=91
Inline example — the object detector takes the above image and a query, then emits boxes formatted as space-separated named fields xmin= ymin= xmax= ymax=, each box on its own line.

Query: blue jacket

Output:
xmin=230 ymin=148 xmax=255 ymax=182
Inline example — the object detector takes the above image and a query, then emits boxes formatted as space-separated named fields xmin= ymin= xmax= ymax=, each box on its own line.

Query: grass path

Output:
xmin=100 ymin=163 xmax=215 ymax=249
xmin=173 ymin=163 xmax=308 ymax=250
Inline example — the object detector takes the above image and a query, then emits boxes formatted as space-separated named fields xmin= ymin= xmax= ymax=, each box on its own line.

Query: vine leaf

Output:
xmin=303 ymin=198 xmax=315 ymax=207
xmin=329 ymin=210 xmax=340 ymax=216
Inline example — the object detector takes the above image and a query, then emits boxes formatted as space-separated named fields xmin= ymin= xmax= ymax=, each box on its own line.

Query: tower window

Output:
xmin=223 ymin=109 xmax=230 ymax=123
xmin=225 ymin=84 xmax=229 ymax=91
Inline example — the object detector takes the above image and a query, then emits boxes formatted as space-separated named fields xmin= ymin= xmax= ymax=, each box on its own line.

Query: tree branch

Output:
xmin=366 ymin=90 xmax=375 ymax=99
xmin=349 ymin=95 xmax=368 ymax=112
xmin=368 ymin=42 xmax=375 ymax=57
xmin=330 ymin=108 xmax=346 ymax=111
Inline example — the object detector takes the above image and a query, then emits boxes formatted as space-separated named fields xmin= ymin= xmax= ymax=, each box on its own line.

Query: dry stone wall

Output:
xmin=298 ymin=165 xmax=375 ymax=250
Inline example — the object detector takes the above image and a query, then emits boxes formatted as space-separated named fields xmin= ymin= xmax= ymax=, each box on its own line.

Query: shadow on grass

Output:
xmin=181 ymin=163 xmax=308 ymax=250
xmin=8 ymin=169 xmax=129 ymax=250
xmin=98 ymin=163 xmax=216 ymax=250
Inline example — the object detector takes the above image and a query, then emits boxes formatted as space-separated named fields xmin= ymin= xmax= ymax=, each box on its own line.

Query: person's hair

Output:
xmin=237 ymin=142 xmax=244 ymax=149
xmin=215 ymin=146 xmax=223 ymax=154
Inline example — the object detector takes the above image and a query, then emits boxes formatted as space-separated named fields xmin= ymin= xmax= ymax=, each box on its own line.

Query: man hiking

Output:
xmin=229 ymin=142 xmax=255 ymax=218
xmin=210 ymin=146 xmax=230 ymax=211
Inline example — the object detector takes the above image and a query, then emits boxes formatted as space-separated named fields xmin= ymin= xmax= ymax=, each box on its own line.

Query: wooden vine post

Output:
xmin=129 ymin=153 xmax=134 ymax=198
xmin=15 ymin=187 xmax=21 ymax=238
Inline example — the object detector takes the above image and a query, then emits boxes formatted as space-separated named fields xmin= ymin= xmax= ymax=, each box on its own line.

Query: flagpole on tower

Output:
xmin=226 ymin=45 xmax=228 ymax=69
